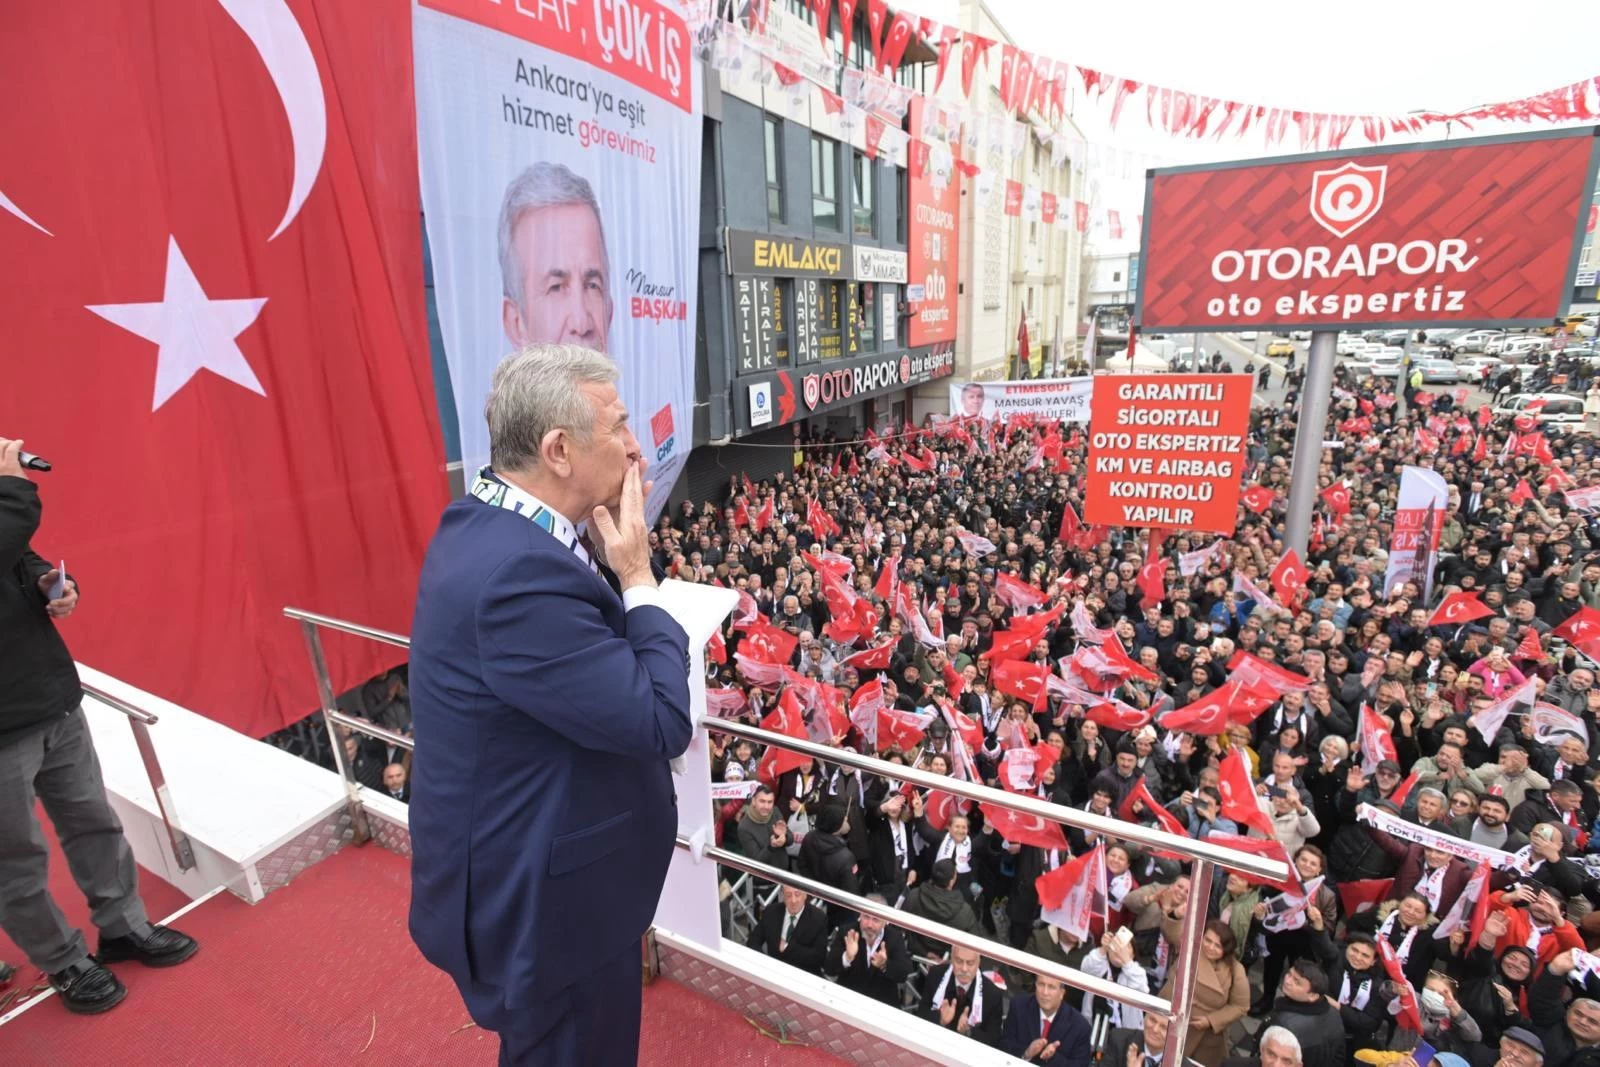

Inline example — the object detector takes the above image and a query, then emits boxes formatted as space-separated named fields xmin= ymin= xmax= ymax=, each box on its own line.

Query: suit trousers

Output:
xmin=497 ymin=938 xmax=643 ymax=1066
xmin=0 ymin=705 xmax=148 ymax=973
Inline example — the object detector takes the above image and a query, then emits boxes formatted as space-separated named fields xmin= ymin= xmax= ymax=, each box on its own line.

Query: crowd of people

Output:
xmin=662 ymin=366 xmax=1600 ymax=1067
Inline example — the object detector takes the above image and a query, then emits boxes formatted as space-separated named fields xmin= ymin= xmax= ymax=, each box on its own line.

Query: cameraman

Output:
xmin=1 ymin=437 xmax=198 ymax=1014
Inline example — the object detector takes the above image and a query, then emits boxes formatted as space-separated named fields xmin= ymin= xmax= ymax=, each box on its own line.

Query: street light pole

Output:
xmin=1283 ymin=331 xmax=1337 ymax=557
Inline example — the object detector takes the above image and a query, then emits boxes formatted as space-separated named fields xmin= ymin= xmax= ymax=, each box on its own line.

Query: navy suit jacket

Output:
xmin=406 ymin=497 xmax=691 ymax=1037
xmin=1000 ymin=993 xmax=1094 ymax=1067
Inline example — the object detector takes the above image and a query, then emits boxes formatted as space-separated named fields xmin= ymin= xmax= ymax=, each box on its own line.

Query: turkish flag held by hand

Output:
xmin=1086 ymin=701 xmax=1154 ymax=732
xmin=1240 ymin=485 xmax=1276 ymax=513
xmin=981 ymin=803 xmax=1068 ymax=851
xmin=1378 ymin=939 xmax=1423 ymax=1033
xmin=1161 ymin=691 xmax=1231 ymax=735
xmin=1509 ymin=479 xmax=1535 ymax=505
xmin=1320 ymin=483 xmax=1351 ymax=515
xmin=1137 ymin=557 xmax=1167 ymax=608
xmin=1426 ymin=591 xmax=1493 ymax=628
xmin=1205 ymin=832 xmax=1302 ymax=894
xmin=0 ymin=1 xmax=447 ymax=737
xmin=1117 ymin=777 xmax=1189 ymax=839
xmin=1269 ymin=549 xmax=1308 ymax=605
xmin=990 ymin=659 xmax=1049 ymax=704
xmin=1218 ymin=748 xmax=1276 ymax=837
xmin=1513 ymin=626 xmax=1548 ymax=662
xmin=757 ymin=692 xmax=812 ymax=782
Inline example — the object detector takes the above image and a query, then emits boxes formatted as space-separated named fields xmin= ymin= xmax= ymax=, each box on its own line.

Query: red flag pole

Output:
xmin=1124 ymin=322 xmax=1138 ymax=373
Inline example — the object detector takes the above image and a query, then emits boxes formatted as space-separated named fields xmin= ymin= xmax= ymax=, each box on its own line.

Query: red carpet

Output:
xmin=0 ymin=804 xmax=190 ymax=980
xmin=3 ymin=843 xmax=845 ymax=1065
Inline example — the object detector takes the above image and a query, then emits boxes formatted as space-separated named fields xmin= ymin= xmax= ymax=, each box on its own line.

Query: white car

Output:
xmin=1336 ymin=335 xmax=1364 ymax=355
xmin=1502 ymin=337 xmax=1548 ymax=358
xmin=1456 ymin=355 xmax=1500 ymax=378
xmin=1492 ymin=393 xmax=1587 ymax=427
xmin=1237 ymin=331 xmax=1259 ymax=341
xmin=1378 ymin=346 xmax=1405 ymax=359
xmin=1576 ymin=317 xmax=1597 ymax=338
xmin=1289 ymin=330 xmax=1312 ymax=341
xmin=1357 ymin=342 xmax=1388 ymax=356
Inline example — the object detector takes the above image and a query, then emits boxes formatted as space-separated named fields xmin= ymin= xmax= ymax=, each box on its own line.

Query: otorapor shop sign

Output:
xmin=1136 ymin=127 xmax=1600 ymax=331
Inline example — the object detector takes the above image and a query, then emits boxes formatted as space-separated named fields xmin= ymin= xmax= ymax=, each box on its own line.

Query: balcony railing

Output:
xmin=81 ymin=682 xmax=196 ymax=872
xmin=284 ymin=605 xmax=1290 ymax=1067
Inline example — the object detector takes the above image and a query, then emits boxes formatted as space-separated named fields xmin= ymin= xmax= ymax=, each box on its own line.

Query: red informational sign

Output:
xmin=1137 ymin=128 xmax=1600 ymax=331
xmin=907 ymin=98 xmax=960 ymax=346
xmin=1084 ymin=375 xmax=1254 ymax=533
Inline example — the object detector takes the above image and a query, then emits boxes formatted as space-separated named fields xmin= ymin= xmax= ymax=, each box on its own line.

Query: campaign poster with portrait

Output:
xmin=948 ymin=377 xmax=1094 ymax=423
xmin=414 ymin=0 xmax=702 ymax=519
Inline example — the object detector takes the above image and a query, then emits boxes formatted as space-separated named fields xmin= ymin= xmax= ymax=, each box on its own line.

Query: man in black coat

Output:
xmin=1263 ymin=960 xmax=1345 ymax=1067
xmin=0 ymin=441 xmax=198 ymax=1016
xmin=918 ymin=944 xmax=1004 ymax=1047
xmin=821 ymin=897 xmax=912 ymax=1005
xmin=1001 ymin=974 xmax=1093 ymax=1066
xmin=746 ymin=886 xmax=828 ymax=976
xmin=797 ymin=805 xmax=860 ymax=928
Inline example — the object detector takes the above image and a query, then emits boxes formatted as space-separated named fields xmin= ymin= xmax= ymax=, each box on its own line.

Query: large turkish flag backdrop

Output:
xmin=0 ymin=1 xmax=447 ymax=737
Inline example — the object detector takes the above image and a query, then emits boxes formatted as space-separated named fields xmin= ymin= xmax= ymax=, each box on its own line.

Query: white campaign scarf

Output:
xmin=828 ymin=767 xmax=866 ymax=807
xmin=1108 ymin=870 xmax=1135 ymax=910
xmin=1357 ymin=803 xmax=1521 ymax=869
xmin=1379 ymin=911 xmax=1421 ymax=964
xmin=890 ymin=819 xmax=909 ymax=869
xmin=469 ymin=468 xmax=595 ymax=571
xmin=1339 ymin=969 xmax=1374 ymax=1011
xmin=937 ymin=833 xmax=973 ymax=873
xmin=1414 ymin=865 xmax=1446 ymax=913
xmin=931 ymin=964 xmax=985 ymax=1026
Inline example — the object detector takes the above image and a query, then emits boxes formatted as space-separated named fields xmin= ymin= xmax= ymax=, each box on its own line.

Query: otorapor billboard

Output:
xmin=1136 ymin=127 xmax=1600 ymax=331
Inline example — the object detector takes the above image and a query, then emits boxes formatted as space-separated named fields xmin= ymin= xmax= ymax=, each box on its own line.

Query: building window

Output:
xmin=1112 ymin=270 xmax=1122 ymax=283
xmin=852 ymin=153 xmax=875 ymax=237
xmin=895 ymin=166 xmax=908 ymax=244
xmin=764 ymin=116 xmax=784 ymax=225
xmin=817 ymin=281 xmax=844 ymax=360
xmin=856 ymin=282 xmax=876 ymax=350
xmin=812 ymin=135 xmax=839 ymax=230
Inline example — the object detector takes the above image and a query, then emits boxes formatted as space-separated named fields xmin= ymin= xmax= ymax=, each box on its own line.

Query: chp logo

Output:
xmin=649 ymin=404 xmax=676 ymax=461
xmin=803 ymin=374 xmax=820 ymax=411
xmin=1308 ymin=161 xmax=1388 ymax=239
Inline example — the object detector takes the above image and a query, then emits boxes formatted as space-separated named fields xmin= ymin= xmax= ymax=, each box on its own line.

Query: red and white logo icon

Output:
xmin=802 ymin=373 xmax=820 ymax=410
xmin=1309 ymin=161 xmax=1387 ymax=239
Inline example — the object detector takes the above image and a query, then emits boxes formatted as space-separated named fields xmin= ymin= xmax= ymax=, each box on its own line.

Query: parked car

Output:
xmin=1382 ymin=329 xmax=1411 ymax=346
xmin=1453 ymin=330 xmax=1503 ymax=353
xmin=1415 ymin=358 xmax=1460 ymax=383
xmin=1289 ymin=330 xmax=1311 ymax=341
xmin=1501 ymin=337 xmax=1548 ymax=358
xmin=1493 ymin=393 xmax=1587 ymax=428
xmin=1266 ymin=340 xmax=1295 ymax=358
xmin=1336 ymin=335 xmax=1364 ymax=355
xmin=1576 ymin=316 xmax=1598 ymax=339
xmin=1237 ymin=331 xmax=1259 ymax=341
xmin=1456 ymin=355 xmax=1501 ymax=379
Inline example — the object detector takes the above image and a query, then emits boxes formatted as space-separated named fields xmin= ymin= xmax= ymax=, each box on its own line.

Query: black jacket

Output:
xmin=1265 ymin=996 xmax=1347 ymax=1067
xmin=746 ymin=900 xmax=829 ymax=975
xmin=917 ymin=963 xmax=1005 ymax=1047
xmin=1 ymin=477 xmax=80 ymax=747
xmin=822 ymin=922 xmax=912 ymax=1005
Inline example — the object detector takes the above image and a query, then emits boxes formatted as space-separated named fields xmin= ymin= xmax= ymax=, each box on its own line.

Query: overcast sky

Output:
xmin=888 ymin=0 xmax=1599 ymax=245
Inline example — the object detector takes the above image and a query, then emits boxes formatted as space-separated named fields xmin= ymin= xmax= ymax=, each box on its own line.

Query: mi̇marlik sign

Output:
xmin=1136 ymin=127 xmax=1600 ymax=331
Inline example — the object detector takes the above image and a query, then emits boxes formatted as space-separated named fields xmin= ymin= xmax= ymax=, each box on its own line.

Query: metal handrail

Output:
xmin=282 ymin=606 xmax=409 ymax=649
xmin=81 ymin=682 xmax=160 ymax=724
xmin=282 ymin=606 xmax=1271 ymax=1066
xmin=80 ymin=682 xmax=196 ymax=871
xmin=327 ymin=709 xmax=414 ymax=752
xmin=705 ymin=719 xmax=1289 ymax=882
xmin=692 ymin=836 xmax=1177 ymax=1018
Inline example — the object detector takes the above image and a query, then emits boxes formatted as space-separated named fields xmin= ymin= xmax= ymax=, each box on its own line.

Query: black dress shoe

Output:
xmin=48 ymin=959 xmax=127 ymax=1015
xmin=0 ymin=959 xmax=15 ymax=985
xmin=98 ymin=924 xmax=199 ymax=968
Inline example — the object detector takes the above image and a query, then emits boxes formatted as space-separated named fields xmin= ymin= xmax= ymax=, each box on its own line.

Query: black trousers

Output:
xmin=497 ymin=938 xmax=642 ymax=1066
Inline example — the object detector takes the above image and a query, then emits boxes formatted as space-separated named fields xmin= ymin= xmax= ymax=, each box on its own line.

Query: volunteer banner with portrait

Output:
xmin=948 ymin=377 xmax=1093 ymax=423
xmin=414 ymin=0 xmax=702 ymax=520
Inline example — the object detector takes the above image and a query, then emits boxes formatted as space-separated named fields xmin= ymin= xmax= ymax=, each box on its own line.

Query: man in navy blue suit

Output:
xmin=1001 ymin=974 xmax=1095 ymax=1066
xmin=407 ymin=344 xmax=693 ymax=1066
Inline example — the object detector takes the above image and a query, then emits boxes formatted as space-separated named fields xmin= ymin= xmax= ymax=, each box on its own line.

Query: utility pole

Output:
xmin=1283 ymin=331 xmax=1337 ymax=557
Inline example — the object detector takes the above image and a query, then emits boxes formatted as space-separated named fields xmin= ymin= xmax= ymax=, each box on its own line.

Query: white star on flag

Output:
xmin=87 ymin=236 xmax=267 ymax=411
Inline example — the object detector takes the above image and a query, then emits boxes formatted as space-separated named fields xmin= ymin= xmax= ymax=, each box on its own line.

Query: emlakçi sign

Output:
xmin=728 ymin=229 xmax=849 ymax=278
xmin=1136 ymin=127 xmax=1600 ymax=331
